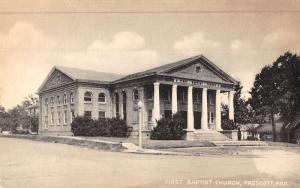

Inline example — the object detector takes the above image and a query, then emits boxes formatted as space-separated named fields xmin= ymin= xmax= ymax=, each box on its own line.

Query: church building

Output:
xmin=38 ymin=55 xmax=238 ymax=139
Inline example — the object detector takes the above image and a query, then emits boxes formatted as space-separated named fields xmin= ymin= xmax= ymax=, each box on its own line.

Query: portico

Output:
xmin=150 ymin=81 xmax=235 ymax=133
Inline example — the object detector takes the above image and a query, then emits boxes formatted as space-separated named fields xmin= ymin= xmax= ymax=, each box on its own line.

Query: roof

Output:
xmin=113 ymin=55 xmax=239 ymax=84
xmin=38 ymin=54 xmax=238 ymax=92
xmin=55 ymin=66 xmax=124 ymax=82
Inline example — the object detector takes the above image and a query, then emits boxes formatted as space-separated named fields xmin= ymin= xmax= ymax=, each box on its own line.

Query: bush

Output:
xmin=71 ymin=116 xmax=129 ymax=137
xmin=150 ymin=113 xmax=185 ymax=140
xmin=221 ymin=119 xmax=237 ymax=130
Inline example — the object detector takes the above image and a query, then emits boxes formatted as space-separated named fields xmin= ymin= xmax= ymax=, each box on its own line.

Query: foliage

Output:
xmin=150 ymin=113 xmax=185 ymax=140
xmin=221 ymin=84 xmax=262 ymax=130
xmin=22 ymin=94 xmax=39 ymax=108
xmin=0 ymin=95 xmax=39 ymax=134
xmin=71 ymin=116 xmax=129 ymax=137
xmin=221 ymin=119 xmax=236 ymax=130
xmin=30 ymin=115 xmax=39 ymax=132
xmin=249 ymin=52 xmax=300 ymax=141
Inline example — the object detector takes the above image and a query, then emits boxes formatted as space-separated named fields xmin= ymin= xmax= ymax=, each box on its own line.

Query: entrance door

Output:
xmin=194 ymin=112 xmax=201 ymax=129
xmin=164 ymin=110 xmax=172 ymax=119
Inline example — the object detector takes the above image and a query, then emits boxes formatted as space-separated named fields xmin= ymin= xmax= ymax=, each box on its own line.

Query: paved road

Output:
xmin=0 ymin=137 xmax=299 ymax=188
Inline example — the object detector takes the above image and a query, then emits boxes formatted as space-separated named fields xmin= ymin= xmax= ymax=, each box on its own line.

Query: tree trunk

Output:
xmin=271 ymin=112 xmax=276 ymax=142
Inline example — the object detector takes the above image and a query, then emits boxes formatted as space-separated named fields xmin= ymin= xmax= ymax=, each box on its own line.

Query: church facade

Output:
xmin=38 ymin=55 xmax=238 ymax=139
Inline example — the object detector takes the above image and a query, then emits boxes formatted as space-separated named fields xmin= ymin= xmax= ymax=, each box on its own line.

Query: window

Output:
xmin=45 ymin=98 xmax=48 ymax=105
xmin=63 ymin=111 xmax=67 ymax=124
xmin=209 ymin=112 xmax=214 ymax=124
xmin=84 ymin=91 xmax=92 ymax=102
xmin=63 ymin=94 xmax=67 ymax=104
xmin=122 ymin=91 xmax=127 ymax=120
xmin=98 ymin=111 xmax=106 ymax=119
xmin=57 ymin=111 xmax=61 ymax=125
xmin=50 ymin=112 xmax=54 ymax=125
xmin=70 ymin=110 xmax=75 ymax=123
xmin=70 ymin=92 xmax=74 ymax=103
xmin=115 ymin=93 xmax=119 ymax=117
xmin=209 ymin=94 xmax=214 ymax=105
xmin=57 ymin=95 xmax=61 ymax=105
xmin=84 ymin=111 xmax=92 ymax=119
xmin=148 ymin=110 xmax=152 ymax=122
xmin=162 ymin=89 xmax=170 ymax=102
xmin=98 ymin=93 xmax=106 ymax=103
xmin=195 ymin=65 xmax=202 ymax=73
xmin=133 ymin=89 xmax=139 ymax=101
xmin=193 ymin=91 xmax=201 ymax=103
xmin=50 ymin=97 xmax=54 ymax=105
xmin=147 ymin=88 xmax=153 ymax=100
xmin=180 ymin=91 xmax=187 ymax=103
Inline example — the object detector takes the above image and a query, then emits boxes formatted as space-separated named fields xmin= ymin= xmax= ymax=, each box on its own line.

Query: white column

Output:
xmin=119 ymin=92 xmax=124 ymax=119
xmin=172 ymin=84 xmax=178 ymax=115
xmin=215 ymin=89 xmax=222 ymax=131
xmin=201 ymin=88 xmax=208 ymax=130
xmin=228 ymin=91 xmax=235 ymax=120
xmin=152 ymin=82 xmax=160 ymax=126
xmin=187 ymin=86 xmax=194 ymax=131
xmin=139 ymin=87 xmax=146 ymax=129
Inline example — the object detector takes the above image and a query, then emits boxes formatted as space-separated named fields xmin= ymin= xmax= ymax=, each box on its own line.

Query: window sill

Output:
xmin=84 ymin=102 xmax=92 ymax=104
xmin=97 ymin=102 xmax=107 ymax=104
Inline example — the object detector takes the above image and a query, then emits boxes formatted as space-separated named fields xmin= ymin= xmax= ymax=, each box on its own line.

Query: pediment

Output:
xmin=39 ymin=68 xmax=74 ymax=91
xmin=164 ymin=60 xmax=232 ymax=84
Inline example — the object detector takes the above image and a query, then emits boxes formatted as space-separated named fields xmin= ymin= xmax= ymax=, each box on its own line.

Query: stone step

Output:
xmin=187 ymin=130 xmax=230 ymax=141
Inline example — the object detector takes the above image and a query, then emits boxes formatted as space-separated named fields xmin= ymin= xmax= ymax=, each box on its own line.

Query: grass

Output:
xmin=81 ymin=136 xmax=216 ymax=149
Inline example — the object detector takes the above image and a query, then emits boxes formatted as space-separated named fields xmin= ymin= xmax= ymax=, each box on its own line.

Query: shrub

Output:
xmin=150 ymin=113 xmax=185 ymax=140
xmin=71 ymin=116 xmax=129 ymax=137
xmin=221 ymin=119 xmax=237 ymax=130
xmin=109 ymin=118 xmax=128 ymax=137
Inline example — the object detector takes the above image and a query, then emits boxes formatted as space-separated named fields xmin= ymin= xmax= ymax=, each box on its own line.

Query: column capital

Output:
xmin=188 ymin=85 xmax=193 ymax=91
xmin=172 ymin=84 xmax=177 ymax=88
xmin=154 ymin=82 xmax=160 ymax=86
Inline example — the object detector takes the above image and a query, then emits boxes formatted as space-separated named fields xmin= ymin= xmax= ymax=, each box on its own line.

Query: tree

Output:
xmin=8 ymin=105 xmax=31 ymax=133
xmin=22 ymin=94 xmax=39 ymax=108
xmin=221 ymin=84 xmax=258 ymax=130
xmin=249 ymin=52 xmax=300 ymax=141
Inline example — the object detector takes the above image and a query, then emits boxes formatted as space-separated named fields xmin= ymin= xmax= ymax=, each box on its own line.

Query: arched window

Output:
xmin=84 ymin=91 xmax=92 ymax=102
xmin=98 ymin=93 xmax=106 ymax=103
xmin=63 ymin=94 xmax=67 ymax=104
xmin=70 ymin=92 xmax=74 ymax=103
xmin=133 ymin=89 xmax=139 ymax=101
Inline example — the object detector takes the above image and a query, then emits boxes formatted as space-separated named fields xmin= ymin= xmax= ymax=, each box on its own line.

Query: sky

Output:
xmin=0 ymin=0 xmax=300 ymax=109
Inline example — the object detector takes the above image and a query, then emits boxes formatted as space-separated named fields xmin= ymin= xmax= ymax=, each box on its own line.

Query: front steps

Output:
xmin=184 ymin=130 xmax=230 ymax=141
